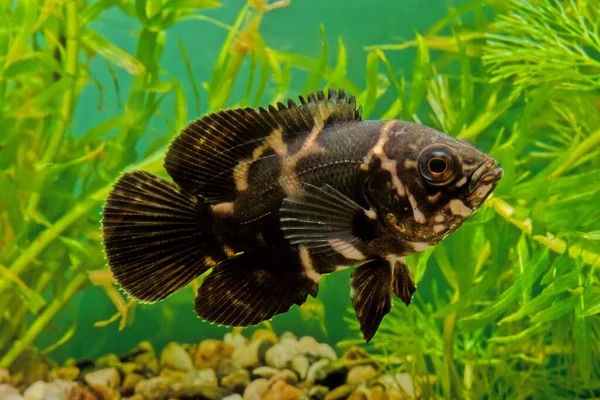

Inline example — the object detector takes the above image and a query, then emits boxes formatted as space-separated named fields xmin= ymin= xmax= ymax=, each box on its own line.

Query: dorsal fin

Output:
xmin=164 ymin=88 xmax=362 ymax=202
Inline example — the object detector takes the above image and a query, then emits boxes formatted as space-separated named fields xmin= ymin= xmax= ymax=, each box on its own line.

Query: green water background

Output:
xmin=40 ymin=0 xmax=468 ymax=363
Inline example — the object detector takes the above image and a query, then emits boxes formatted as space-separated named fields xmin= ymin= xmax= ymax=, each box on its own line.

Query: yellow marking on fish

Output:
xmin=427 ymin=192 xmax=442 ymax=202
xmin=299 ymin=246 xmax=321 ymax=283
xmin=361 ymin=121 xmax=406 ymax=197
xmin=411 ymin=242 xmax=430 ymax=252
xmin=433 ymin=224 xmax=446 ymax=233
xmin=279 ymin=117 xmax=327 ymax=196
xmin=472 ymin=183 xmax=493 ymax=199
xmin=212 ymin=202 xmax=234 ymax=215
xmin=405 ymin=188 xmax=426 ymax=224
xmin=233 ymin=161 xmax=250 ymax=191
xmin=267 ymin=128 xmax=287 ymax=157
xmin=328 ymin=239 xmax=365 ymax=260
xmin=223 ymin=246 xmax=236 ymax=257
xmin=433 ymin=214 xmax=445 ymax=223
xmin=204 ymin=257 xmax=217 ymax=267
xmin=455 ymin=176 xmax=467 ymax=188
xmin=252 ymin=141 xmax=271 ymax=161
xmin=449 ymin=199 xmax=472 ymax=217
xmin=404 ymin=159 xmax=417 ymax=169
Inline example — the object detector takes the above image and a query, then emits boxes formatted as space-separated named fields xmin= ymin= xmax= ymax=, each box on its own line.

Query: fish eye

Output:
xmin=418 ymin=146 xmax=459 ymax=186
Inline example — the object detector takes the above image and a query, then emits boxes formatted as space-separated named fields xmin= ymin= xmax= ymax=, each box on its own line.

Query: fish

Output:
xmin=101 ymin=89 xmax=503 ymax=342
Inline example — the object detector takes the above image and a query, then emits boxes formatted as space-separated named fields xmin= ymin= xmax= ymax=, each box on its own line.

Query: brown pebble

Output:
xmin=262 ymin=379 xmax=302 ymax=400
xmin=195 ymin=340 xmax=235 ymax=369
xmin=267 ymin=369 xmax=298 ymax=386
xmin=121 ymin=373 xmax=145 ymax=396
xmin=0 ymin=369 xmax=10 ymax=384
xmin=243 ymin=378 xmax=269 ymax=400
xmin=346 ymin=365 xmax=377 ymax=386
xmin=48 ymin=366 xmax=80 ymax=382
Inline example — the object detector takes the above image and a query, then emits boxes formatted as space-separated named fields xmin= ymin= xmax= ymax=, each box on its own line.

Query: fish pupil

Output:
xmin=429 ymin=158 xmax=448 ymax=174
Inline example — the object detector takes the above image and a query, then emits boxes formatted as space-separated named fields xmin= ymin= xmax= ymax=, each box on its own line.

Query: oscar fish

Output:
xmin=101 ymin=89 xmax=503 ymax=341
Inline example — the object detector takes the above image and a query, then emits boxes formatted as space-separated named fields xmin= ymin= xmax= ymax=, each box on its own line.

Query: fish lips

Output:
xmin=468 ymin=158 xmax=504 ymax=194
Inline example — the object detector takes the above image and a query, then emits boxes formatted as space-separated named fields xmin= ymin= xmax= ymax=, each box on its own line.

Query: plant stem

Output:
xmin=0 ymin=270 xmax=87 ymax=368
xmin=25 ymin=0 xmax=79 ymax=216
xmin=443 ymin=309 xmax=460 ymax=398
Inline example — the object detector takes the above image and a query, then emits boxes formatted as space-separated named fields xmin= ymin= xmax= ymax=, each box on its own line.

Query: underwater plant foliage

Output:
xmin=0 ymin=0 xmax=599 ymax=398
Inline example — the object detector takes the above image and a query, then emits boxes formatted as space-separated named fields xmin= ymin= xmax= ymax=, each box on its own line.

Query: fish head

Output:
xmin=367 ymin=121 xmax=503 ymax=250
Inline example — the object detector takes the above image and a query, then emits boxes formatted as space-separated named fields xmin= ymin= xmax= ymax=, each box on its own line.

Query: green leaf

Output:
xmin=173 ymin=82 xmax=187 ymax=130
xmin=326 ymin=36 xmax=347 ymax=89
xmin=359 ymin=51 xmax=379 ymax=119
xmin=530 ymin=295 xmax=579 ymax=324
xmin=82 ymin=30 xmax=145 ymax=75
xmin=178 ymin=38 xmax=201 ymax=115
xmin=459 ymin=249 xmax=549 ymax=331
xmin=81 ymin=0 xmax=122 ymax=26
xmin=163 ymin=0 xmax=221 ymax=10
xmin=499 ymin=293 xmax=554 ymax=324
xmin=407 ymin=33 xmax=429 ymax=117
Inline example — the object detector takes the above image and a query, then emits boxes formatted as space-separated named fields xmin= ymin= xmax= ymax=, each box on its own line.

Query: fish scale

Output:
xmin=101 ymin=88 xmax=503 ymax=342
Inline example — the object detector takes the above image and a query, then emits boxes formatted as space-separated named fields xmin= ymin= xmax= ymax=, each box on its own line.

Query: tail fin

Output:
xmin=101 ymin=171 xmax=213 ymax=303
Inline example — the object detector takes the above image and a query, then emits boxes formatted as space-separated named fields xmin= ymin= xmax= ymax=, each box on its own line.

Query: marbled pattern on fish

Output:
xmin=101 ymin=89 xmax=503 ymax=341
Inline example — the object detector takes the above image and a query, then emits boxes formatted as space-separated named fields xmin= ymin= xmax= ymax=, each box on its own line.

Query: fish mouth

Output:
xmin=468 ymin=158 xmax=504 ymax=194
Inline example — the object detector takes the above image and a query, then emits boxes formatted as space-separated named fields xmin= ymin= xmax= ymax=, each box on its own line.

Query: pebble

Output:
xmin=265 ymin=344 xmax=297 ymax=370
xmin=323 ymin=384 xmax=352 ymax=400
xmin=183 ymin=368 xmax=218 ymax=387
xmin=121 ymin=373 xmax=144 ymax=396
xmin=290 ymin=356 xmax=309 ymax=380
xmin=216 ymin=359 xmax=241 ymax=379
xmin=85 ymin=368 xmax=121 ymax=389
xmin=224 ymin=394 xmax=244 ymax=400
xmin=232 ymin=341 xmax=261 ymax=368
xmin=195 ymin=340 xmax=235 ymax=369
xmin=160 ymin=342 xmax=194 ymax=372
xmin=96 ymin=354 xmax=121 ymax=369
xmin=251 ymin=366 xmax=280 ymax=379
xmin=262 ymin=379 xmax=303 ymax=400
xmin=268 ymin=369 xmax=298 ymax=386
xmin=251 ymin=329 xmax=278 ymax=344
xmin=48 ymin=366 xmax=80 ymax=382
xmin=305 ymin=359 xmax=330 ymax=386
xmin=0 ymin=369 xmax=10 ymax=384
xmin=307 ymin=385 xmax=329 ymax=400
xmin=221 ymin=369 xmax=250 ymax=393
xmin=135 ymin=377 xmax=172 ymax=400
xmin=243 ymin=378 xmax=269 ymax=400
xmin=23 ymin=380 xmax=77 ymax=400
xmin=346 ymin=365 xmax=377 ymax=386
xmin=224 ymin=333 xmax=248 ymax=349
xmin=0 ymin=384 xmax=20 ymax=397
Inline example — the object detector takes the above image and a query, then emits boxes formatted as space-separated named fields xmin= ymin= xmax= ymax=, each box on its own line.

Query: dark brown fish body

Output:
xmin=102 ymin=90 xmax=503 ymax=341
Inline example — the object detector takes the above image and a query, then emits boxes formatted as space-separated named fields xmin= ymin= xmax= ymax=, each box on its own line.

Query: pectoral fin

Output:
xmin=279 ymin=183 xmax=378 ymax=260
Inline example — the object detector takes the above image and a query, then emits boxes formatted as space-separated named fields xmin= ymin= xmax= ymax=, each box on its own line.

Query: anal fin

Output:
xmin=194 ymin=252 xmax=317 ymax=327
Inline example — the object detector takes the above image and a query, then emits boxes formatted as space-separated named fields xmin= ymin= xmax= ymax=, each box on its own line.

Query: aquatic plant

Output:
xmin=343 ymin=0 xmax=600 ymax=398
xmin=1 ymin=0 xmax=599 ymax=398
xmin=0 ymin=0 xmax=303 ymax=368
